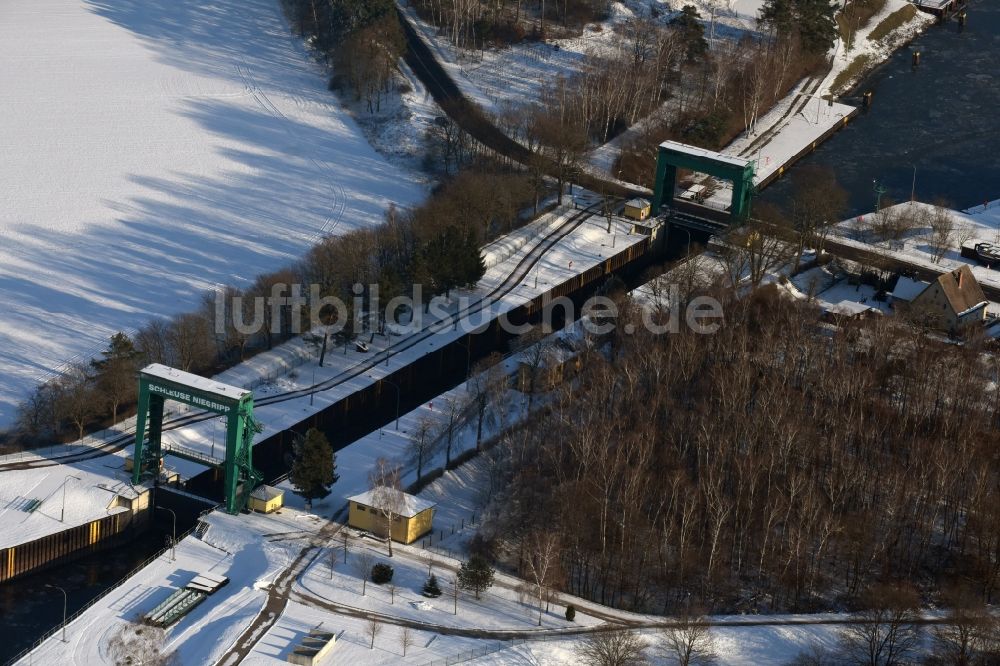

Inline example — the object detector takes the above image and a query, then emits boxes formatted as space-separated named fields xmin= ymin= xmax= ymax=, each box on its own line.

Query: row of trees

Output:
xmin=411 ymin=0 xmax=614 ymax=48
xmin=478 ymin=281 xmax=1000 ymax=616
xmin=10 ymin=163 xmax=547 ymax=449
xmin=574 ymin=598 xmax=1000 ymax=666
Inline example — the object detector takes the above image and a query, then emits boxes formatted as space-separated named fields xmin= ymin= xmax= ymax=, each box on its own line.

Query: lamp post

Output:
xmin=374 ymin=376 xmax=401 ymax=430
xmin=873 ymin=179 xmax=887 ymax=213
xmin=677 ymin=225 xmax=693 ymax=258
xmin=60 ymin=475 xmax=81 ymax=523
xmin=453 ymin=336 xmax=472 ymax=380
xmin=910 ymin=165 xmax=917 ymax=203
xmin=45 ymin=584 xmax=68 ymax=642
xmin=157 ymin=506 xmax=176 ymax=561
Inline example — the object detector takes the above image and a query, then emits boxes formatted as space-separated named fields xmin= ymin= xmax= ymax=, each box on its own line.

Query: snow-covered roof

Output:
xmin=827 ymin=300 xmax=879 ymax=318
xmin=957 ymin=301 xmax=989 ymax=318
xmin=624 ymin=198 xmax=650 ymax=209
xmin=0 ymin=456 xmax=148 ymax=550
xmin=891 ymin=276 xmax=928 ymax=302
xmin=347 ymin=488 xmax=436 ymax=518
xmin=250 ymin=485 xmax=283 ymax=501
xmin=142 ymin=364 xmax=249 ymax=403
xmin=659 ymin=140 xmax=752 ymax=169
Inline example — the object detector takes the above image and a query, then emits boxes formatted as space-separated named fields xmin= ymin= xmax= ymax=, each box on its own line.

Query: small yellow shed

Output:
xmin=347 ymin=488 xmax=435 ymax=544
xmin=248 ymin=485 xmax=284 ymax=513
xmin=623 ymin=198 xmax=651 ymax=221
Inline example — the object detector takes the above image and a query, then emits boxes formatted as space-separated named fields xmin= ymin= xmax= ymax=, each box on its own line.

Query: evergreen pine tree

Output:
xmin=671 ymin=6 xmax=708 ymax=62
xmin=422 ymin=573 xmax=442 ymax=598
xmin=457 ymin=555 xmax=495 ymax=599
xmin=759 ymin=0 xmax=836 ymax=55
xmin=460 ymin=231 xmax=486 ymax=288
xmin=290 ymin=428 xmax=339 ymax=508
xmin=90 ymin=332 xmax=142 ymax=424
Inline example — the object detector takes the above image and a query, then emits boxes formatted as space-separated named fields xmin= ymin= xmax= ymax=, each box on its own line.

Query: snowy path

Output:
xmin=0 ymin=0 xmax=425 ymax=426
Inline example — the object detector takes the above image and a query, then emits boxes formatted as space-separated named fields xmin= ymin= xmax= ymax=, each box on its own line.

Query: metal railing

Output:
xmin=4 ymin=507 xmax=217 ymax=666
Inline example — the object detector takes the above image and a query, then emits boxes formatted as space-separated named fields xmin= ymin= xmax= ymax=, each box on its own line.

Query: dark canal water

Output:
xmin=761 ymin=0 xmax=1000 ymax=215
xmin=0 ymin=526 xmax=167 ymax=663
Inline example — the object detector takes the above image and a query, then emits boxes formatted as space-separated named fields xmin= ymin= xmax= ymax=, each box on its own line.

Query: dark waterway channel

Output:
xmin=761 ymin=0 xmax=1000 ymax=215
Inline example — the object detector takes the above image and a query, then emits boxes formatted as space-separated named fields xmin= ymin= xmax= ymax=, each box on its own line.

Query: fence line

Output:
xmin=418 ymin=510 xmax=479 ymax=560
xmin=5 ymin=514 xmax=215 ymax=666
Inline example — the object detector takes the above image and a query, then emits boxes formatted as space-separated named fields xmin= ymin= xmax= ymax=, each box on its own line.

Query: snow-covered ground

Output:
xmin=824 ymin=0 xmax=935 ymax=96
xmin=16 ymin=484 xmax=860 ymax=666
xmin=831 ymin=200 xmax=1000 ymax=292
xmin=18 ymin=509 xmax=315 ymax=665
xmin=124 ymin=199 xmax=644 ymax=471
xmin=0 ymin=0 xmax=427 ymax=427
xmin=0 ymin=450 xmax=145 ymax=549
xmin=400 ymin=1 xmax=667 ymax=117
xmin=340 ymin=60 xmax=443 ymax=176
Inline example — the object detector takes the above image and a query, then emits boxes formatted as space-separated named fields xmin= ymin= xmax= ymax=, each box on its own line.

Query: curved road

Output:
xmin=396 ymin=7 xmax=645 ymax=201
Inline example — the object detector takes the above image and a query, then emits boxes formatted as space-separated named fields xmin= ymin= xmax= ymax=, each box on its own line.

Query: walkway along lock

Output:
xmin=132 ymin=364 xmax=263 ymax=514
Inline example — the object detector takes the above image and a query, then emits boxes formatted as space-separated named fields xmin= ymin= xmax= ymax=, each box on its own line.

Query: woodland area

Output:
xmin=479 ymin=285 xmax=1000 ymax=620
xmin=404 ymin=0 xmax=835 ymax=182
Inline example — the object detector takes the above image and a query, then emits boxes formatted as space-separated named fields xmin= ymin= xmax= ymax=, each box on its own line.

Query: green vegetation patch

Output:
xmin=837 ymin=0 xmax=887 ymax=45
xmin=832 ymin=53 xmax=875 ymax=95
xmin=868 ymin=5 xmax=918 ymax=43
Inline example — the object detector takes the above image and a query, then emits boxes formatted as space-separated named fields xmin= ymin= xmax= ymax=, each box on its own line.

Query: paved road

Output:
xmin=396 ymin=7 xmax=645 ymax=201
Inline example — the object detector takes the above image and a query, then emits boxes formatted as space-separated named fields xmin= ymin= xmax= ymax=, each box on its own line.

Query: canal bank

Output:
xmin=0 ymin=487 xmax=207 ymax=664
xmin=0 ymin=202 xmax=660 ymax=657
xmin=760 ymin=0 xmax=1000 ymax=215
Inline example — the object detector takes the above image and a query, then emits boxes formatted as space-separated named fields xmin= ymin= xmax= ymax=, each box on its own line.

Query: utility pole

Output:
xmin=61 ymin=475 xmax=81 ymax=522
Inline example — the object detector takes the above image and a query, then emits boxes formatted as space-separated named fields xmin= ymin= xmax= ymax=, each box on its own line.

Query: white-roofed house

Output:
xmin=347 ymin=488 xmax=435 ymax=544
xmin=890 ymin=276 xmax=929 ymax=306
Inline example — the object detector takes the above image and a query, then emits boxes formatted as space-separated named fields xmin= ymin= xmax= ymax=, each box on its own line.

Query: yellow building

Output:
xmin=248 ymin=485 xmax=284 ymax=513
xmin=622 ymin=198 xmax=651 ymax=221
xmin=347 ymin=488 xmax=435 ymax=544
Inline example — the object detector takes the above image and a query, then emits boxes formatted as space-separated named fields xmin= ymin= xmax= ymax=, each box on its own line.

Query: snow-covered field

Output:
xmin=0 ymin=0 xmax=426 ymax=427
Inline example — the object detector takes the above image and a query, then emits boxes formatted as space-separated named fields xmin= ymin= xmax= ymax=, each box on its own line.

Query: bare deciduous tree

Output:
xmin=368 ymin=458 xmax=405 ymax=556
xmin=107 ymin=622 xmax=176 ymax=666
xmin=660 ymin=610 xmax=716 ymax=666
xmin=353 ymin=550 xmax=375 ymax=596
xmin=366 ymin=616 xmax=383 ymax=650
xmin=839 ymin=585 xmax=922 ymax=666
xmin=399 ymin=626 xmax=416 ymax=657
xmin=576 ymin=629 xmax=648 ymax=666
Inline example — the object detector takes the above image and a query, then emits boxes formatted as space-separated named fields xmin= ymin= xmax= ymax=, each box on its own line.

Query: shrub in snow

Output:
xmin=422 ymin=574 xmax=442 ymax=598
xmin=371 ymin=563 xmax=394 ymax=584
xmin=565 ymin=604 xmax=576 ymax=622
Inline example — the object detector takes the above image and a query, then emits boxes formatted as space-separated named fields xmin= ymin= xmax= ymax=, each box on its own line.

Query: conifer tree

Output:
xmin=457 ymin=555 xmax=495 ymax=599
xmin=290 ymin=428 xmax=338 ymax=508
xmin=90 ymin=332 xmax=141 ymax=424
